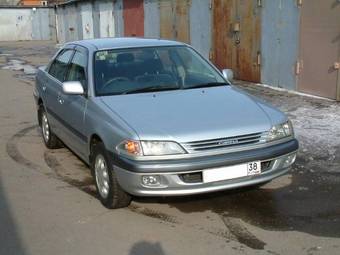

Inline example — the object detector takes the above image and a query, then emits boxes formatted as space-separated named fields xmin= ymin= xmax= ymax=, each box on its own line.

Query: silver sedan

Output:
xmin=34 ymin=38 xmax=298 ymax=209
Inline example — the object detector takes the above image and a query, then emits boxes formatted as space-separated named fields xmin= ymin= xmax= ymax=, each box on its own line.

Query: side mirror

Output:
xmin=62 ymin=81 xmax=84 ymax=95
xmin=222 ymin=69 xmax=234 ymax=83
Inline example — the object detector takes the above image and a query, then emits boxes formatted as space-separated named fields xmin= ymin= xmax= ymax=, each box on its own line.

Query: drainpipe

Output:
xmin=55 ymin=5 xmax=59 ymax=43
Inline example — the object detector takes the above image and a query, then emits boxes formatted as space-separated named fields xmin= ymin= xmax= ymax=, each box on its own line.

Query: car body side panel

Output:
xmin=43 ymin=73 xmax=86 ymax=159
xmin=83 ymin=98 xmax=141 ymax=161
xmin=56 ymin=93 xmax=88 ymax=160
xmin=39 ymin=70 xmax=89 ymax=163
xmin=57 ymin=46 xmax=90 ymax=159
xmin=44 ymin=74 xmax=64 ymax=135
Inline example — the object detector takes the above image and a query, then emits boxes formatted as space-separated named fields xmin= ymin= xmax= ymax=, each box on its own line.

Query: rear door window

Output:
xmin=48 ymin=49 xmax=74 ymax=82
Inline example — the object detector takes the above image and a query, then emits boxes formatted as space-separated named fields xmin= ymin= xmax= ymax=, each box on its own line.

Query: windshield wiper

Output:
xmin=184 ymin=82 xmax=228 ymax=90
xmin=123 ymin=85 xmax=180 ymax=95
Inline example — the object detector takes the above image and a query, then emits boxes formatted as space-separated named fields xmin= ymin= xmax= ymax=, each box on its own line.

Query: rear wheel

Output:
xmin=91 ymin=142 xmax=131 ymax=209
xmin=39 ymin=105 xmax=62 ymax=149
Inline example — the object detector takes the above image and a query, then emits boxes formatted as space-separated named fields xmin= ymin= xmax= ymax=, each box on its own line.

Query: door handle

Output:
xmin=42 ymin=85 xmax=46 ymax=92
xmin=334 ymin=62 xmax=340 ymax=70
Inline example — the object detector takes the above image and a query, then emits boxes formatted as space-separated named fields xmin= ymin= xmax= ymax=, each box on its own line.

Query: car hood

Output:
xmin=100 ymin=86 xmax=276 ymax=143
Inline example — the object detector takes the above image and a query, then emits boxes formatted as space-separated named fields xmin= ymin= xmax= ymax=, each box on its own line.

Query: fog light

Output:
xmin=283 ymin=153 xmax=297 ymax=168
xmin=142 ymin=175 xmax=161 ymax=186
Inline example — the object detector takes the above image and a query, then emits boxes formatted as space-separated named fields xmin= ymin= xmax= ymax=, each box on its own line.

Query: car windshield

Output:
xmin=94 ymin=46 xmax=228 ymax=96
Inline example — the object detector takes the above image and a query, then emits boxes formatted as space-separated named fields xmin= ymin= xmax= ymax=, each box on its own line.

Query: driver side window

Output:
xmin=48 ymin=49 xmax=74 ymax=82
xmin=65 ymin=51 xmax=87 ymax=90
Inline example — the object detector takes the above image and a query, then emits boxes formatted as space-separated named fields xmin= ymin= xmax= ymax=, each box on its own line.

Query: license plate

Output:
xmin=203 ymin=161 xmax=261 ymax=183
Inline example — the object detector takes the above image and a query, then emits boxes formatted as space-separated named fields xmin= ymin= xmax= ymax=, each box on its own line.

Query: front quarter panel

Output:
xmin=84 ymin=97 xmax=140 ymax=160
xmin=255 ymin=100 xmax=288 ymax=126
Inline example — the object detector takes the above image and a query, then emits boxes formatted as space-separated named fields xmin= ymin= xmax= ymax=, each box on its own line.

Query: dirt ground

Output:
xmin=0 ymin=41 xmax=340 ymax=255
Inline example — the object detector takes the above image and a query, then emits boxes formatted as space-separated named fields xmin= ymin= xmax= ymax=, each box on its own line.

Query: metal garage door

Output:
xmin=64 ymin=4 xmax=79 ymax=42
xmin=123 ymin=0 xmax=144 ymax=37
xmin=261 ymin=0 xmax=300 ymax=91
xmin=0 ymin=9 xmax=32 ymax=41
xmin=99 ymin=1 xmax=115 ymax=38
xmin=159 ymin=0 xmax=190 ymax=43
xmin=80 ymin=3 xmax=94 ymax=39
xmin=298 ymin=0 xmax=340 ymax=100
xmin=212 ymin=0 xmax=261 ymax=82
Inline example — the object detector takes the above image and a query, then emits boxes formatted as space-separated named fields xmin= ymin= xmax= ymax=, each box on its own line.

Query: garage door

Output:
xmin=159 ymin=0 xmax=190 ymax=43
xmin=212 ymin=0 xmax=261 ymax=82
xmin=123 ymin=0 xmax=144 ymax=37
xmin=298 ymin=0 xmax=340 ymax=100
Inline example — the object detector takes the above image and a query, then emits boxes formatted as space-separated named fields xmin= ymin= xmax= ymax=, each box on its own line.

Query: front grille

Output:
xmin=182 ymin=132 xmax=267 ymax=153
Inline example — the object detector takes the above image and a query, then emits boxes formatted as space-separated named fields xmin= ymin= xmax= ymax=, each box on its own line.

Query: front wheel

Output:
xmin=39 ymin=105 xmax=62 ymax=149
xmin=91 ymin=142 xmax=131 ymax=209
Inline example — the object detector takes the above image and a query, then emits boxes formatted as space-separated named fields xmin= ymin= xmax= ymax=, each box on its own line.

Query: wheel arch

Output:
xmin=38 ymin=98 xmax=43 ymax=106
xmin=37 ymin=98 xmax=44 ymax=126
xmin=89 ymin=133 xmax=104 ymax=162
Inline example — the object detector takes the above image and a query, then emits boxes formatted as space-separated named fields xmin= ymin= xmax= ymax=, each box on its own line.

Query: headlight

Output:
xmin=117 ymin=140 xmax=143 ymax=156
xmin=141 ymin=141 xmax=186 ymax=156
xmin=267 ymin=120 xmax=294 ymax=142
xmin=117 ymin=140 xmax=186 ymax=156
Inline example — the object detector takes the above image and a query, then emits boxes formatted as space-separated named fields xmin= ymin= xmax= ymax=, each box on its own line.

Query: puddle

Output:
xmin=2 ymin=59 xmax=37 ymax=75
xmin=9 ymin=59 xmax=25 ymax=65
xmin=0 ymin=53 xmax=13 ymax=57
xmin=0 ymin=50 xmax=38 ymax=78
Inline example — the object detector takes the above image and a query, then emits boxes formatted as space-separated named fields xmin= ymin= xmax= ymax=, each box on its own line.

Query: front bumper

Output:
xmin=113 ymin=139 xmax=298 ymax=196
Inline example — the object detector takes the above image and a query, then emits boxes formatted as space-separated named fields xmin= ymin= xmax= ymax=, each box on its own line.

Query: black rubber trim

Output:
xmin=46 ymin=107 xmax=87 ymax=143
xmin=110 ymin=139 xmax=299 ymax=173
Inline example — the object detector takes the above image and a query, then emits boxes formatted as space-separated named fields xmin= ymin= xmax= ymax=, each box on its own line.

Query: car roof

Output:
xmin=68 ymin=37 xmax=185 ymax=51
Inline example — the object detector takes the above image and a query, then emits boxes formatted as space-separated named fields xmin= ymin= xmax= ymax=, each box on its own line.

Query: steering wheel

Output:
xmin=101 ymin=77 xmax=130 ymax=92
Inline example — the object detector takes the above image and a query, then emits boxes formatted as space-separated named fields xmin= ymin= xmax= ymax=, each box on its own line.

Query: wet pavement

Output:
xmin=0 ymin=42 xmax=57 ymax=85
xmin=0 ymin=41 xmax=340 ymax=254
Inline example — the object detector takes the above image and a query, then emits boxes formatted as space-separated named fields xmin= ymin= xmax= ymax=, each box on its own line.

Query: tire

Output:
xmin=39 ymin=105 xmax=63 ymax=149
xmin=91 ymin=142 xmax=131 ymax=209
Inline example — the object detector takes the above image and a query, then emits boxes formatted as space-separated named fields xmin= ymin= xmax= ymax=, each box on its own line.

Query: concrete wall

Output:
xmin=0 ymin=7 xmax=56 ymax=41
